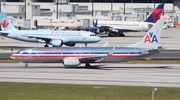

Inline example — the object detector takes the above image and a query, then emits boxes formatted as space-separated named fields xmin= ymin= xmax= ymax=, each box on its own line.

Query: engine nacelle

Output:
xmin=64 ymin=43 xmax=76 ymax=46
xmin=63 ymin=58 xmax=80 ymax=67
xmin=50 ymin=39 xmax=63 ymax=47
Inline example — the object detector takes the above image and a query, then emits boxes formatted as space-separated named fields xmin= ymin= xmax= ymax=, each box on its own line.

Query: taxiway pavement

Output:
xmin=0 ymin=63 xmax=180 ymax=87
xmin=0 ymin=27 xmax=180 ymax=50
xmin=0 ymin=26 xmax=180 ymax=88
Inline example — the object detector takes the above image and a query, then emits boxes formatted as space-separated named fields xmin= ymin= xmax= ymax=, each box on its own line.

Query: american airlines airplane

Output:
xmin=11 ymin=19 xmax=164 ymax=68
xmin=90 ymin=3 xmax=164 ymax=37
xmin=0 ymin=12 xmax=100 ymax=47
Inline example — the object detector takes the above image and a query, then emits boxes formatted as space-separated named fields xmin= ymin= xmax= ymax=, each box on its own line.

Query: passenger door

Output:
xmin=83 ymin=33 xmax=87 ymax=39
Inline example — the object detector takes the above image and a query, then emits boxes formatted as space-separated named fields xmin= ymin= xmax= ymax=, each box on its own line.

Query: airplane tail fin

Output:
xmin=144 ymin=4 xmax=164 ymax=23
xmin=0 ymin=12 xmax=17 ymax=31
xmin=126 ymin=19 xmax=164 ymax=49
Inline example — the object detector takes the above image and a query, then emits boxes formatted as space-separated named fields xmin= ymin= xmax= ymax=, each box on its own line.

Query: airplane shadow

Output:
xmin=100 ymin=66 xmax=172 ymax=69
xmin=72 ymin=65 xmax=173 ymax=70
xmin=2 ymin=64 xmax=173 ymax=70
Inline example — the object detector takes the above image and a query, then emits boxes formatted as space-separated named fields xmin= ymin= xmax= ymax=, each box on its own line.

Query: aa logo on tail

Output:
xmin=144 ymin=32 xmax=158 ymax=43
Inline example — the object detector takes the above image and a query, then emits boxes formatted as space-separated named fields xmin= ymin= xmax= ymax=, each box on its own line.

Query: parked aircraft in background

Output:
xmin=11 ymin=19 xmax=164 ymax=68
xmin=90 ymin=3 xmax=164 ymax=37
xmin=0 ymin=12 xmax=100 ymax=47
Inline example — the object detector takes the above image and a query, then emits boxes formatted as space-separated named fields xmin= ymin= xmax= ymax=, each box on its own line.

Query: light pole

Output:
xmin=0 ymin=0 xmax=1 ymax=12
xmin=111 ymin=0 xmax=113 ymax=11
xmin=152 ymin=88 xmax=158 ymax=100
xmin=24 ymin=0 xmax=26 ymax=19
xmin=153 ymin=0 xmax=156 ymax=9
xmin=123 ymin=0 xmax=125 ymax=15
xmin=56 ymin=0 xmax=58 ymax=19
xmin=91 ymin=0 xmax=93 ymax=17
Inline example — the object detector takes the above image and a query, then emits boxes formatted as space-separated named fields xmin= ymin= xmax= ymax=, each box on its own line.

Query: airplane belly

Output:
xmin=103 ymin=58 xmax=135 ymax=63
xmin=17 ymin=58 xmax=63 ymax=63
xmin=103 ymin=54 xmax=140 ymax=62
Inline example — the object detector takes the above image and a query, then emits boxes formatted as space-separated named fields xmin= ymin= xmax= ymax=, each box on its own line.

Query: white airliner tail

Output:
xmin=0 ymin=12 xmax=17 ymax=31
xmin=126 ymin=19 xmax=164 ymax=49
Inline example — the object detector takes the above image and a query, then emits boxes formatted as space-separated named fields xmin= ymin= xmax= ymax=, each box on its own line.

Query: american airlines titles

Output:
xmin=40 ymin=48 xmax=66 ymax=52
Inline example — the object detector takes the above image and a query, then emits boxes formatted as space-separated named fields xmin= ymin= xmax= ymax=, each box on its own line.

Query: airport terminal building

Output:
xmin=1 ymin=0 xmax=180 ymax=29
xmin=3 ymin=0 xmax=174 ymax=3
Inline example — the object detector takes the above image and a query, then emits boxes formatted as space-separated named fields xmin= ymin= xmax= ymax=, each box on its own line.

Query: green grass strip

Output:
xmin=0 ymin=82 xmax=180 ymax=100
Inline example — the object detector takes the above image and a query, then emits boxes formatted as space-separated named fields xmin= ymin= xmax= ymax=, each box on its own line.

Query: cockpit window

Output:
xmin=90 ymin=34 xmax=96 ymax=36
xmin=16 ymin=50 xmax=23 ymax=54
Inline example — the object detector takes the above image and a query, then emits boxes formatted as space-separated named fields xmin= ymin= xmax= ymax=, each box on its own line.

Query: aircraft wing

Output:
xmin=79 ymin=47 xmax=116 ymax=63
xmin=0 ymin=31 xmax=9 ymax=37
xmin=79 ymin=55 xmax=106 ymax=63
xmin=23 ymin=34 xmax=69 ymax=43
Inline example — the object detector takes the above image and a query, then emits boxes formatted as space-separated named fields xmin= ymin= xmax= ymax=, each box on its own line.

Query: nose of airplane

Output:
xmin=95 ymin=36 xmax=101 ymax=42
xmin=10 ymin=54 xmax=15 ymax=59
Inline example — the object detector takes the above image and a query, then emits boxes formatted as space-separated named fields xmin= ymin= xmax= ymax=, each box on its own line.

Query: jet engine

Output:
xmin=63 ymin=58 xmax=80 ymax=67
xmin=64 ymin=43 xmax=76 ymax=46
xmin=50 ymin=39 xmax=63 ymax=47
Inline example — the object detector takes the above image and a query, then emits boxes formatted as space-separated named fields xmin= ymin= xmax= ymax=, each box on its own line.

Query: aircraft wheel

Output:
xmin=25 ymin=63 xmax=28 ymax=68
xmin=44 ymin=44 xmax=49 ymax=47
xmin=121 ymin=34 xmax=125 ymax=37
xmin=116 ymin=33 xmax=120 ymax=37
xmin=85 ymin=63 xmax=91 ymax=68
xmin=119 ymin=33 xmax=125 ymax=37
xmin=108 ymin=34 xmax=113 ymax=37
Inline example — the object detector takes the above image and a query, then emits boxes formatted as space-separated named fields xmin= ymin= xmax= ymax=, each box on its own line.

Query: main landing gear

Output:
xmin=119 ymin=32 xmax=125 ymax=37
xmin=44 ymin=40 xmax=49 ymax=47
xmin=44 ymin=44 xmax=49 ymax=47
xmin=85 ymin=62 xmax=91 ymax=68
xmin=25 ymin=63 xmax=28 ymax=68
xmin=85 ymin=43 xmax=87 ymax=47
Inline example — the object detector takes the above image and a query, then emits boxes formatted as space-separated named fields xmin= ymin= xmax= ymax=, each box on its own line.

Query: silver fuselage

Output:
xmin=10 ymin=47 xmax=158 ymax=63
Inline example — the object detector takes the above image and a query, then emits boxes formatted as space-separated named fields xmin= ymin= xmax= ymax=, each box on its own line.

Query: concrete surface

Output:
xmin=0 ymin=63 xmax=180 ymax=87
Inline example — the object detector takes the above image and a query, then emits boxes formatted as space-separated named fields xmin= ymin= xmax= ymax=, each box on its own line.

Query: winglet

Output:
xmin=126 ymin=19 xmax=164 ymax=49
